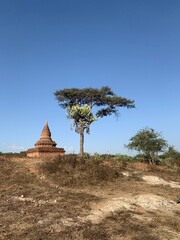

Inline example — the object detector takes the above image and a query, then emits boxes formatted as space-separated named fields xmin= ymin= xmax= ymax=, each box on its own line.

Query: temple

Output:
xmin=27 ymin=122 xmax=65 ymax=157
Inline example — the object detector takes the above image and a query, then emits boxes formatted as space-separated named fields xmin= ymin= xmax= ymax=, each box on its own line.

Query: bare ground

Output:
xmin=0 ymin=156 xmax=180 ymax=240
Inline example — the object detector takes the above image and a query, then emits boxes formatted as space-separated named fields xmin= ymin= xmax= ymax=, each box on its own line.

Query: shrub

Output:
xmin=114 ymin=154 xmax=134 ymax=162
xmin=160 ymin=146 xmax=180 ymax=168
xmin=126 ymin=128 xmax=168 ymax=164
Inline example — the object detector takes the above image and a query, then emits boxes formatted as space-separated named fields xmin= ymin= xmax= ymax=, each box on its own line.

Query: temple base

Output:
xmin=27 ymin=147 xmax=65 ymax=158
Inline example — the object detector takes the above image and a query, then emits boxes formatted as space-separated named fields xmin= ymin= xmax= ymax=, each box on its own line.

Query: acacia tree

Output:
xmin=126 ymin=128 xmax=168 ymax=164
xmin=54 ymin=86 xmax=135 ymax=156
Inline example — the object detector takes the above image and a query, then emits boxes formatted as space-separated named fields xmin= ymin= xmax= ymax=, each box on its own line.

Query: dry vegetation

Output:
xmin=0 ymin=154 xmax=180 ymax=240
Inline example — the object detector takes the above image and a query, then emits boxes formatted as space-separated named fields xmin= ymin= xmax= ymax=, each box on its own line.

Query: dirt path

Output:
xmin=81 ymin=191 xmax=180 ymax=224
xmin=79 ymin=173 xmax=180 ymax=224
xmin=142 ymin=175 xmax=180 ymax=188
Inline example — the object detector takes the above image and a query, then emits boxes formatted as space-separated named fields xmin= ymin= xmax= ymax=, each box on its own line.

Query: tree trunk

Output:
xmin=148 ymin=152 xmax=156 ymax=165
xmin=79 ymin=125 xmax=84 ymax=157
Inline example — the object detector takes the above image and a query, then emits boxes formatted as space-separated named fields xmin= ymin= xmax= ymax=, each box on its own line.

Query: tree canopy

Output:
xmin=54 ymin=86 xmax=135 ymax=156
xmin=55 ymin=86 xmax=135 ymax=117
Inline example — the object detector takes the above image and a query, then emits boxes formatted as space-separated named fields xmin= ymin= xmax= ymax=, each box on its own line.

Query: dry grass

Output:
xmin=0 ymin=155 xmax=180 ymax=240
xmin=39 ymin=155 xmax=124 ymax=187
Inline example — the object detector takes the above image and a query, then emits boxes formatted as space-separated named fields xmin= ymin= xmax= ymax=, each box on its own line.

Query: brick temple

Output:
xmin=27 ymin=122 xmax=65 ymax=157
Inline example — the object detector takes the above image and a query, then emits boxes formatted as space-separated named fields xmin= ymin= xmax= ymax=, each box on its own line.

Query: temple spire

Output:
xmin=40 ymin=121 xmax=52 ymax=139
xmin=35 ymin=121 xmax=56 ymax=147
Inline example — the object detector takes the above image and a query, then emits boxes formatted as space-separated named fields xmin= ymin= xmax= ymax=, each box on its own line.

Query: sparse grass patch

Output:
xmin=39 ymin=154 xmax=123 ymax=186
xmin=175 ymin=210 xmax=180 ymax=215
xmin=101 ymin=210 xmax=160 ymax=240
xmin=152 ymin=214 xmax=180 ymax=237
xmin=129 ymin=172 xmax=143 ymax=181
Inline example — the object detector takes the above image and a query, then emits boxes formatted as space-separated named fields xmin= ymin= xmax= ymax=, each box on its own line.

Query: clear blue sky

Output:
xmin=0 ymin=0 xmax=179 ymax=154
